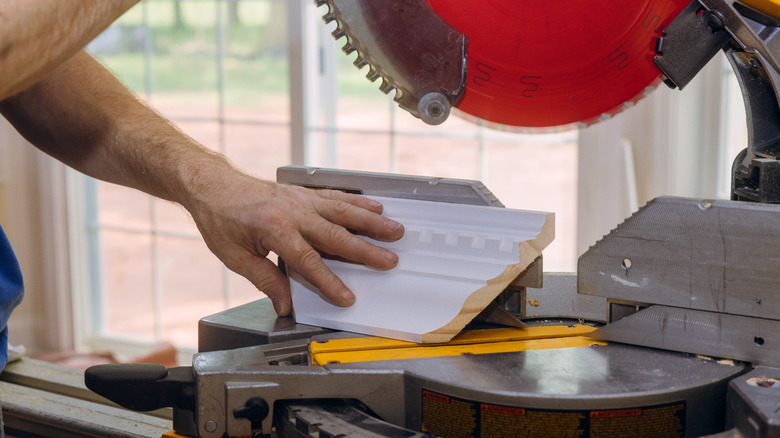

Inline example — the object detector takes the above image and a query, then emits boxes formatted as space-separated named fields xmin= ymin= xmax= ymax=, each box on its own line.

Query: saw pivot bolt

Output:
xmin=418 ymin=92 xmax=451 ymax=125
xmin=233 ymin=397 xmax=270 ymax=431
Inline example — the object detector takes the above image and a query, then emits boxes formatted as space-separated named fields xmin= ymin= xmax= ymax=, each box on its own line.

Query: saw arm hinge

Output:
xmin=656 ymin=1 xmax=780 ymax=202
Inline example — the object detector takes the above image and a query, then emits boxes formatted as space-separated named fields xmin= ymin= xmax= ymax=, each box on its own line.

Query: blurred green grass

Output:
xmin=94 ymin=0 xmax=386 ymax=108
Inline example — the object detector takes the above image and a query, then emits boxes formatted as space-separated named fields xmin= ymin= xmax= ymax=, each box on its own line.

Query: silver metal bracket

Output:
xmin=580 ymin=197 xmax=780 ymax=365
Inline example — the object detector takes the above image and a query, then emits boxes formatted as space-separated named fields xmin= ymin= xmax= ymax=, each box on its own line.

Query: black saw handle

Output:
xmin=85 ymin=363 xmax=195 ymax=411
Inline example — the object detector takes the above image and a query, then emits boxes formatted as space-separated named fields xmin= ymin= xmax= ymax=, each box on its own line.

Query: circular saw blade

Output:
xmin=425 ymin=0 xmax=690 ymax=129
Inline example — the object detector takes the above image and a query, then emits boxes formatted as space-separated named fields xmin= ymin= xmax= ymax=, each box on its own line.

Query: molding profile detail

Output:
xmin=290 ymin=196 xmax=554 ymax=343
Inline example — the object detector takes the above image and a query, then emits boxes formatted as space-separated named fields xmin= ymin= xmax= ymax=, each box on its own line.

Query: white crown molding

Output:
xmin=290 ymin=196 xmax=554 ymax=343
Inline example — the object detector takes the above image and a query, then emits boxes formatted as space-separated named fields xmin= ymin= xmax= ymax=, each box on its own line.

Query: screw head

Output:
xmin=418 ymin=92 xmax=451 ymax=125
xmin=703 ymin=10 xmax=725 ymax=31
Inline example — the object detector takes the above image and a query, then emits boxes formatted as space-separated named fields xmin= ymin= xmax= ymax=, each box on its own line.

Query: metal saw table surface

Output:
xmin=196 ymin=291 xmax=746 ymax=438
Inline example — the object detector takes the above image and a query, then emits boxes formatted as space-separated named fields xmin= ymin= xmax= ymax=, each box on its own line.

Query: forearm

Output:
xmin=0 ymin=0 xmax=139 ymax=100
xmin=0 ymin=50 xmax=231 ymax=206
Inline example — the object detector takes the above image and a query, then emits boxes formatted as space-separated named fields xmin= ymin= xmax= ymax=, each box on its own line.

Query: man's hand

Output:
xmin=182 ymin=172 xmax=404 ymax=316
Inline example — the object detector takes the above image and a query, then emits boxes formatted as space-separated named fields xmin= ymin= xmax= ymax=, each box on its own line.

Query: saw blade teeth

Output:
xmin=342 ymin=41 xmax=356 ymax=55
xmin=331 ymin=27 xmax=346 ymax=39
xmin=353 ymin=56 xmax=368 ymax=69
xmin=393 ymin=88 xmax=404 ymax=102
xmin=379 ymin=79 xmax=394 ymax=94
xmin=316 ymin=0 xmax=412 ymax=118
xmin=366 ymin=68 xmax=380 ymax=82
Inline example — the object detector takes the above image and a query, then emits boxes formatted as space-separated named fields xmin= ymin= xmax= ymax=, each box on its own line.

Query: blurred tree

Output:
xmin=262 ymin=2 xmax=286 ymax=52
xmin=228 ymin=0 xmax=241 ymax=27
xmin=173 ymin=0 xmax=184 ymax=29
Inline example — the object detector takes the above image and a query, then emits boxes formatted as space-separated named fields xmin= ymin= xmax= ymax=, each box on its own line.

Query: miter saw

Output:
xmin=81 ymin=1 xmax=780 ymax=437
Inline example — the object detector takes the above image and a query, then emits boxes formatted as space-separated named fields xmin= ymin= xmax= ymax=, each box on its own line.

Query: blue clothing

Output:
xmin=0 ymin=224 xmax=23 ymax=370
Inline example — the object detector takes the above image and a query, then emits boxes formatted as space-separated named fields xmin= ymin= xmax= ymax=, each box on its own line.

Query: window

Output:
xmin=82 ymin=0 xmax=294 ymax=353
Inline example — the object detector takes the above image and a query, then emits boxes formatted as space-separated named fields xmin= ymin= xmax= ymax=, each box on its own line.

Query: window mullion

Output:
xmin=288 ymin=0 xmax=315 ymax=166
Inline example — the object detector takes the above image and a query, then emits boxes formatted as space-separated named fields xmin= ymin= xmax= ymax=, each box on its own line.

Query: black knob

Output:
xmin=233 ymin=397 xmax=269 ymax=430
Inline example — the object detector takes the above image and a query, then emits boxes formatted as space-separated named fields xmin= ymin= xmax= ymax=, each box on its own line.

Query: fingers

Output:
xmin=314 ymin=190 xmax=405 ymax=242
xmin=321 ymin=190 xmax=385 ymax=214
xmin=230 ymin=253 xmax=294 ymax=316
xmin=286 ymin=189 xmax=404 ymax=301
xmin=302 ymin=218 xmax=400 ymax=271
xmin=272 ymin=230 xmax=355 ymax=307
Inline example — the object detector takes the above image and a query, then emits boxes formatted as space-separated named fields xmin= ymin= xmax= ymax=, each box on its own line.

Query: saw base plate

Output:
xmin=200 ymin=298 xmax=745 ymax=437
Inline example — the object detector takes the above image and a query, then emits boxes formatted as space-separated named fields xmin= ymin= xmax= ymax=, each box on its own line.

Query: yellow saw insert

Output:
xmin=310 ymin=325 xmax=605 ymax=366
